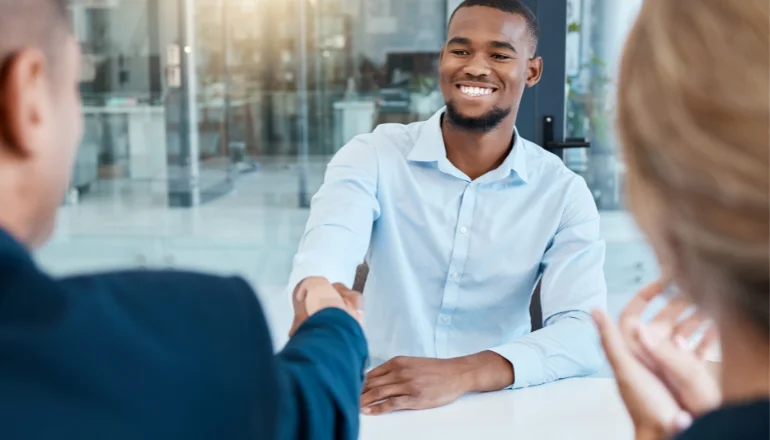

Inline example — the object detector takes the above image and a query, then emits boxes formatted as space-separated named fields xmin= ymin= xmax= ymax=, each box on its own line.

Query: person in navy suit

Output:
xmin=0 ymin=1 xmax=367 ymax=439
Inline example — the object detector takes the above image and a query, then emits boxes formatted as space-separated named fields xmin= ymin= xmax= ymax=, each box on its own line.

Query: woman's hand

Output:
xmin=594 ymin=281 xmax=722 ymax=439
xmin=618 ymin=281 xmax=718 ymax=364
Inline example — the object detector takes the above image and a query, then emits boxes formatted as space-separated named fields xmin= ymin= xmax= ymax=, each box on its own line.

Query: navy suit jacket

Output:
xmin=0 ymin=229 xmax=368 ymax=439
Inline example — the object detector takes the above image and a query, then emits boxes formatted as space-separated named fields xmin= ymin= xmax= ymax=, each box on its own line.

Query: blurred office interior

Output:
xmin=48 ymin=0 xmax=648 ymax=352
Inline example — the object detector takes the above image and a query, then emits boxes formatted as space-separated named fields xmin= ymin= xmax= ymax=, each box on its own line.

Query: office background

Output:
xmin=43 ymin=0 xmax=649 ymax=351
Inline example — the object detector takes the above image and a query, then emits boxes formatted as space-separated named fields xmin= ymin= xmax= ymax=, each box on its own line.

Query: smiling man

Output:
xmin=287 ymin=0 xmax=607 ymax=414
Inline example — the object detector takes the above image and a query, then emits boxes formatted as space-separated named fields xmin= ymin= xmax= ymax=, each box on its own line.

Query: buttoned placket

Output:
xmin=434 ymin=180 xmax=478 ymax=358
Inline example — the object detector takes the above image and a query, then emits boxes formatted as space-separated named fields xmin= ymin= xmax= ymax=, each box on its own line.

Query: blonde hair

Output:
xmin=618 ymin=0 xmax=770 ymax=330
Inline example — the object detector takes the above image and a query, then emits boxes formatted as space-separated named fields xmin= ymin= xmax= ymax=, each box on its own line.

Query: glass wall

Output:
xmin=563 ymin=0 xmax=642 ymax=211
xmin=192 ymin=0 xmax=447 ymax=158
xmin=43 ymin=0 xmax=451 ymax=345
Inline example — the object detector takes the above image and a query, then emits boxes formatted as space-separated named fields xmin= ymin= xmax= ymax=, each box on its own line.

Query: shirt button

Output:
xmin=460 ymin=226 xmax=468 ymax=234
xmin=450 ymin=272 xmax=460 ymax=281
xmin=440 ymin=315 xmax=451 ymax=324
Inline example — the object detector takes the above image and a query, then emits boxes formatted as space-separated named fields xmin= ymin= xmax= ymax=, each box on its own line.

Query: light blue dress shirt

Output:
xmin=287 ymin=108 xmax=607 ymax=389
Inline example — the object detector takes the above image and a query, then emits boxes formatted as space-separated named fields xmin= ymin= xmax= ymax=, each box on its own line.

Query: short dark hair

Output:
xmin=0 ymin=0 xmax=71 ymax=68
xmin=448 ymin=0 xmax=540 ymax=54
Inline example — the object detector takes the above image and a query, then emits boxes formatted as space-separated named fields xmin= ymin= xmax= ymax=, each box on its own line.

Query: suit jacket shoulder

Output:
xmin=0 ymin=268 xmax=277 ymax=440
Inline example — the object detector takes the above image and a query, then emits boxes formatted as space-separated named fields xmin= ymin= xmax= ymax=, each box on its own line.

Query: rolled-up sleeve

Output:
xmin=286 ymin=137 xmax=381 ymax=295
xmin=491 ymin=177 xmax=607 ymax=389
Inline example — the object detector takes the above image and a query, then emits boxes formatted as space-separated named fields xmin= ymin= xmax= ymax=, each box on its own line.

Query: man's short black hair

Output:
xmin=448 ymin=0 xmax=540 ymax=54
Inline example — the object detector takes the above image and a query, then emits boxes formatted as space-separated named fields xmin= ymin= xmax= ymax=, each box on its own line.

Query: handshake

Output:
xmin=290 ymin=277 xmax=365 ymax=336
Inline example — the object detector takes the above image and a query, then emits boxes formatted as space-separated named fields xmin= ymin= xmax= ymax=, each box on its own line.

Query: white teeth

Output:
xmin=460 ymin=85 xmax=493 ymax=97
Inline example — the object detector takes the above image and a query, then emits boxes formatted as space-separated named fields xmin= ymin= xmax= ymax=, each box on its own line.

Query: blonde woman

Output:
xmin=593 ymin=0 xmax=769 ymax=439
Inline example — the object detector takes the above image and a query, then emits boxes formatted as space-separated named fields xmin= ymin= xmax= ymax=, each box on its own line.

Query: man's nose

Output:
xmin=462 ymin=54 xmax=492 ymax=77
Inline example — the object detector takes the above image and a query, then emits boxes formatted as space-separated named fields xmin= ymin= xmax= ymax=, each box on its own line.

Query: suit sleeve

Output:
xmin=273 ymin=308 xmax=368 ymax=440
xmin=231 ymin=277 xmax=368 ymax=440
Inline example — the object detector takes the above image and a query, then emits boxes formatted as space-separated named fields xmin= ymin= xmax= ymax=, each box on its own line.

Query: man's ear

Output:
xmin=0 ymin=48 xmax=49 ymax=158
xmin=526 ymin=56 xmax=544 ymax=88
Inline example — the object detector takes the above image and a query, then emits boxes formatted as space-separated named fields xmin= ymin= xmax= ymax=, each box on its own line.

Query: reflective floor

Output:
xmin=38 ymin=159 xmax=660 ymax=369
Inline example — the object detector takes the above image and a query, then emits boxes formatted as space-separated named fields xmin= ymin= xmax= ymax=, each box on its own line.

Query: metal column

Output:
xmin=297 ymin=0 xmax=311 ymax=208
xmin=164 ymin=0 xmax=201 ymax=207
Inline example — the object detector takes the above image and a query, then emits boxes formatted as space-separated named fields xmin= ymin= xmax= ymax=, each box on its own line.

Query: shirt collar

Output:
xmin=407 ymin=108 xmax=447 ymax=163
xmin=407 ymin=107 xmax=530 ymax=184
xmin=492 ymin=127 xmax=530 ymax=183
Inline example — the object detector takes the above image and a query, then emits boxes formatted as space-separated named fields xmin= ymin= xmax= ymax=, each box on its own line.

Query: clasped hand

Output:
xmin=290 ymin=278 xmax=364 ymax=336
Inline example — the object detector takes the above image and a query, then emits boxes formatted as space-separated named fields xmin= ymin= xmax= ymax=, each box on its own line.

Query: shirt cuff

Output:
xmin=490 ymin=342 xmax=543 ymax=389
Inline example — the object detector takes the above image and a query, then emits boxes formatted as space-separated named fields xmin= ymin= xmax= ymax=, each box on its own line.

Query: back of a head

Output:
xmin=0 ymin=0 xmax=82 ymax=248
xmin=618 ymin=0 xmax=770 ymax=332
xmin=449 ymin=0 xmax=539 ymax=53
xmin=0 ymin=0 xmax=73 ymax=142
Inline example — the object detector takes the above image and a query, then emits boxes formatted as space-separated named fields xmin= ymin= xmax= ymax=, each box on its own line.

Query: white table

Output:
xmin=361 ymin=378 xmax=633 ymax=440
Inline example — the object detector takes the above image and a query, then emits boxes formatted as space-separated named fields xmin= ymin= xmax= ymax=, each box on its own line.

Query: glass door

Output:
xmin=563 ymin=0 xmax=643 ymax=211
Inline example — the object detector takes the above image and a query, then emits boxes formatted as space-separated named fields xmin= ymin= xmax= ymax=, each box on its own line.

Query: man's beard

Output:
xmin=445 ymin=101 xmax=512 ymax=133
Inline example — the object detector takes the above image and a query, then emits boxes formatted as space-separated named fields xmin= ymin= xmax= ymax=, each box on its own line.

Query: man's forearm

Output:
xmin=456 ymin=351 xmax=515 ymax=393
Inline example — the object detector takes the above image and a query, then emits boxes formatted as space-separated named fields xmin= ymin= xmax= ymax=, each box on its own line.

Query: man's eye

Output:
xmin=452 ymin=50 xmax=470 ymax=56
xmin=492 ymin=54 xmax=512 ymax=60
